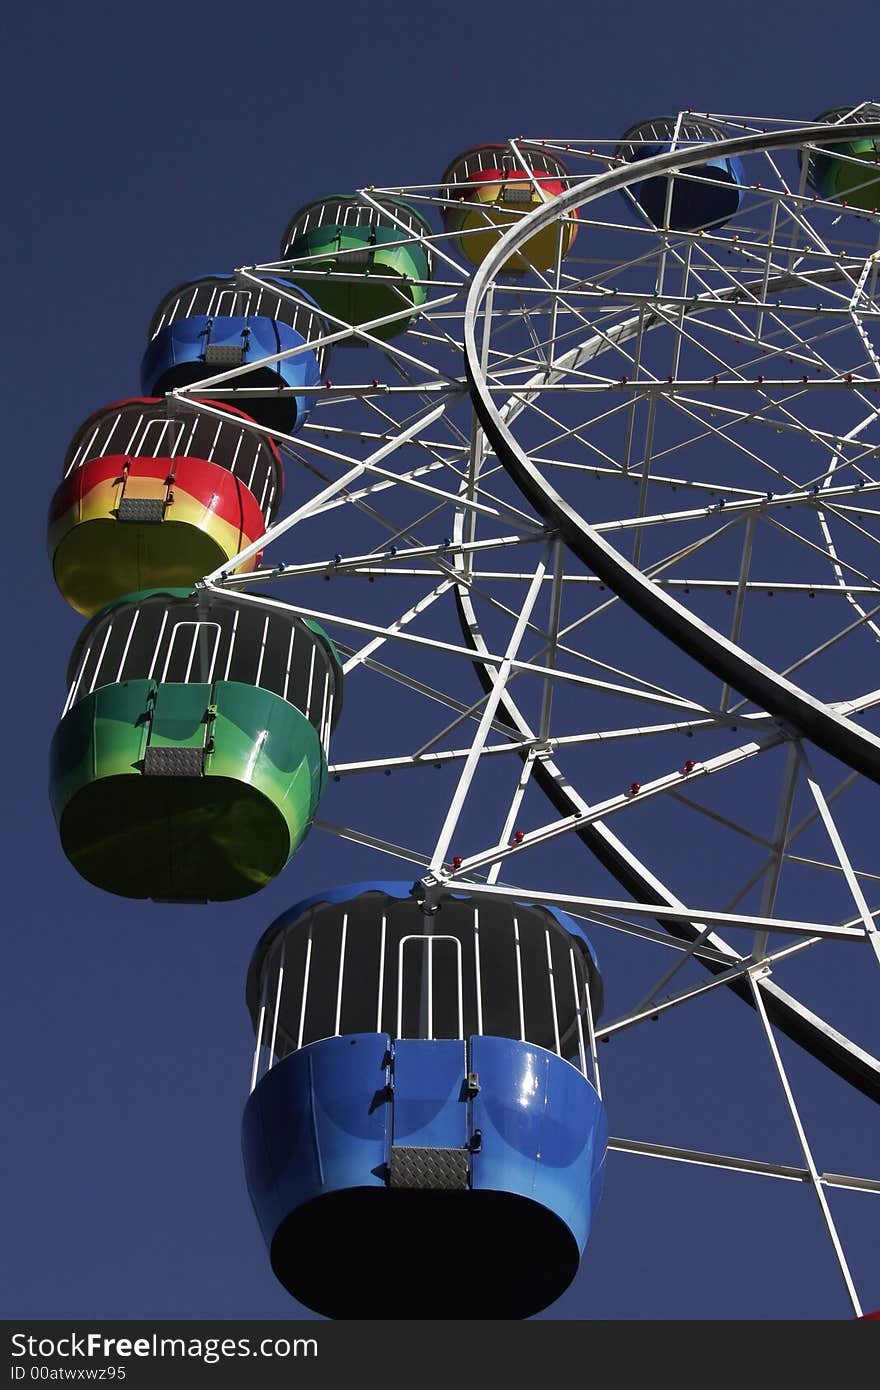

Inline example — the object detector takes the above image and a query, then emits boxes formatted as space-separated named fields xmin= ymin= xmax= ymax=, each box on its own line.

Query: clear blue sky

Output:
xmin=3 ymin=0 xmax=878 ymax=1323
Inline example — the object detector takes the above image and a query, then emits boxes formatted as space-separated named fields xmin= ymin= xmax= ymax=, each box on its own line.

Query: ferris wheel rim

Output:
xmin=461 ymin=120 xmax=880 ymax=787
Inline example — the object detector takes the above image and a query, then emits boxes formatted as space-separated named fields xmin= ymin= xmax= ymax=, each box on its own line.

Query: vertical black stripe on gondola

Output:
xmin=338 ymin=899 xmax=384 ymax=1036
xmin=300 ymin=908 xmax=344 ymax=1047
xmin=517 ymin=914 xmax=559 ymax=1054
xmin=470 ymin=902 xmax=521 ymax=1042
xmin=269 ymin=927 xmax=309 ymax=1061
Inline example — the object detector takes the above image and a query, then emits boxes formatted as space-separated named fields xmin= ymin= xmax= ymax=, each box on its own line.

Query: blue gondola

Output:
xmin=617 ymin=115 xmax=745 ymax=231
xmin=242 ymin=882 xmax=607 ymax=1318
xmin=141 ymin=274 xmax=328 ymax=434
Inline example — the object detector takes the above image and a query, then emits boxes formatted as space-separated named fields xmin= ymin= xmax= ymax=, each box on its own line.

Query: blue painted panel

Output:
xmin=140 ymin=317 xmax=321 ymax=432
xmin=242 ymin=1033 xmax=390 ymax=1248
xmin=631 ymin=146 xmax=745 ymax=231
xmin=469 ymin=1036 xmax=606 ymax=1253
xmin=392 ymin=1038 xmax=467 ymax=1149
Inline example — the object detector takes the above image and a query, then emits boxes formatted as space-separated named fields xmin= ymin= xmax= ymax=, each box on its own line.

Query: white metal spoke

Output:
xmin=428 ymin=556 xmax=548 ymax=875
xmin=747 ymin=971 xmax=863 ymax=1317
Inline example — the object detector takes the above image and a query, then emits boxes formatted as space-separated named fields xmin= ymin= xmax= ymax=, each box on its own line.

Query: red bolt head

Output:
xmin=757 ymin=374 xmax=764 ymax=384
xmin=682 ymin=759 xmax=695 ymax=774
xmin=628 ymin=781 xmax=641 ymax=796
xmin=451 ymin=855 xmax=463 ymax=870
xmin=511 ymin=830 xmax=525 ymax=845
xmin=324 ymin=380 xmax=333 ymax=389
xmin=371 ymin=378 xmax=379 ymax=388
xmin=667 ymin=374 xmax=674 ymax=384
xmin=712 ymin=374 xmax=719 ymax=384
xmin=621 ymin=375 xmax=629 ymax=385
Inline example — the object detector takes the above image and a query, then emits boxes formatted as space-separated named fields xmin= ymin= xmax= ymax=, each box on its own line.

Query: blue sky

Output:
xmin=3 ymin=0 xmax=879 ymax=1323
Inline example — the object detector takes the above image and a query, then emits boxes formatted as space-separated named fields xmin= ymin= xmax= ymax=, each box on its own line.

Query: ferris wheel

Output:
xmin=46 ymin=107 xmax=880 ymax=1319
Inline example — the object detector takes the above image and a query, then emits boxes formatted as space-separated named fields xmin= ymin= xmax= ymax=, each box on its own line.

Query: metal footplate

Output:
xmin=143 ymin=747 xmax=205 ymax=778
xmin=389 ymin=1145 xmax=469 ymax=1191
xmin=117 ymin=497 xmax=165 ymax=524
xmin=204 ymin=344 xmax=245 ymax=365
xmin=336 ymin=247 xmax=372 ymax=266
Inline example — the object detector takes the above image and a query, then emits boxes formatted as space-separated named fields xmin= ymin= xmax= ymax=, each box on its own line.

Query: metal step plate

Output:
xmin=117 ymin=497 xmax=165 ymax=524
xmin=389 ymin=1145 xmax=469 ymax=1191
xmin=143 ymin=746 xmax=205 ymax=778
xmin=204 ymin=344 xmax=245 ymax=365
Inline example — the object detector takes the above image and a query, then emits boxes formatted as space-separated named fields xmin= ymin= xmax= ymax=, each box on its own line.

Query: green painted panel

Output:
xmin=286 ymin=224 xmax=430 ymax=339
xmin=808 ymin=119 xmax=880 ymax=209
xmin=149 ymin=682 xmax=210 ymax=749
xmin=207 ymin=681 xmax=327 ymax=850
xmin=50 ymin=679 xmax=328 ymax=901
xmin=49 ymin=680 xmax=153 ymax=822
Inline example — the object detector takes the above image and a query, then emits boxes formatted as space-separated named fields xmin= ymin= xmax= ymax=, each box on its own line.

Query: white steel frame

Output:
xmin=153 ymin=111 xmax=880 ymax=1318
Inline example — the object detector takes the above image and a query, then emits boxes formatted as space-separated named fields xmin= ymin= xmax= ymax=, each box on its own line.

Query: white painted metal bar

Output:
xmin=268 ymin=948 xmax=285 ymax=1069
xmin=249 ymin=1004 xmax=267 ymax=1094
xmin=748 ymin=969 xmax=863 ymax=1316
xmin=201 ymin=402 xmax=449 ymax=582
xmin=432 ymin=879 xmax=865 ymax=943
xmin=249 ymin=967 xmax=269 ymax=1095
xmin=114 ymin=609 xmax=141 ymax=683
xmin=598 ymin=936 xmax=819 ymax=1040
xmin=473 ymin=908 xmax=484 ymax=1036
xmin=304 ymin=647 xmax=316 ymax=723
xmin=282 ymin=625 xmax=296 ymax=704
xmin=607 ymin=1136 xmax=880 ymax=1192
xmin=806 ymin=773 xmax=880 ymax=966
xmin=429 ymin=557 xmax=548 ymax=877
xmin=539 ymin=539 xmax=565 ymax=741
xmin=88 ymin=623 xmax=114 ymax=695
xmin=296 ymin=924 xmax=313 ymax=1052
xmin=487 ymin=751 xmax=536 ymax=887
xmin=253 ymin=615 xmax=270 ymax=689
xmin=334 ymin=913 xmax=348 ymax=1036
xmin=568 ymin=948 xmax=588 ymax=1077
xmin=754 ymin=743 xmax=802 ymax=959
xmin=513 ymin=916 xmax=526 ymax=1042
xmin=631 ymin=924 xmax=719 ymax=1017
xmin=146 ymin=610 xmax=170 ymax=683
xmin=545 ymin=929 xmax=562 ymax=1057
xmin=212 ymin=588 xmax=712 ymax=713
xmin=452 ymin=729 xmax=786 ymax=879
xmin=342 ymin=580 xmax=453 ymax=675
xmin=221 ymin=608 xmax=239 ymax=683
xmin=720 ymin=514 xmax=756 ymax=712
xmin=582 ymin=967 xmax=601 ymax=1098
xmin=314 ymin=817 xmax=432 ymax=870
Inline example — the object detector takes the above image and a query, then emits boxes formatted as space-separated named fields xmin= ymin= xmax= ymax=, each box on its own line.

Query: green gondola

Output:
xmin=280 ymin=194 xmax=432 ymax=340
xmin=802 ymin=104 xmax=880 ymax=210
xmin=50 ymin=587 xmax=342 ymax=902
